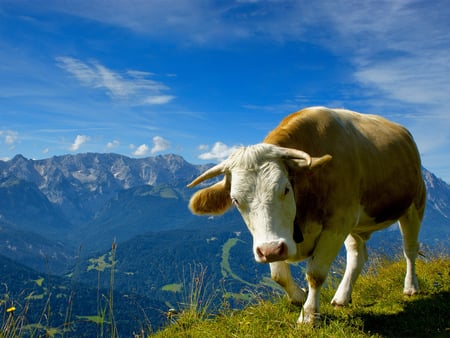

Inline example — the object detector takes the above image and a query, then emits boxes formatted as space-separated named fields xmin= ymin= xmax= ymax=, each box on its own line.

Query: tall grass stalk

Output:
xmin=173 ymin=263 xmax=218 ymax=328
xmin=108 ymin=240 xmax=118 ymax=338
xmin=62 ymin=291 xmax=74 ymax=337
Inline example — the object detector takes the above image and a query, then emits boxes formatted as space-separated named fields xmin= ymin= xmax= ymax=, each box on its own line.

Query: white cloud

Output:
xmin=197 ymin=144 xmax=209 ymax=151
xmin=151 ymin=136 xmax=171 ymax=154
xmin=55 ymin=56 xmax=174 ymax=105
xmin=198 ymin=142 xmax=240 ymax=162
xmin=132 ymin=144 xmax=149 ymax=156
xmin=107 ymin=140 xmax=120 ymax=149
xmin=69 ymin=135 xmax=90 ymax=151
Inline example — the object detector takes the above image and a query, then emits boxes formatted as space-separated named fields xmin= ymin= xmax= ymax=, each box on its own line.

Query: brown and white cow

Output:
xmin=187 ymin=106 xmax=425 ymax=324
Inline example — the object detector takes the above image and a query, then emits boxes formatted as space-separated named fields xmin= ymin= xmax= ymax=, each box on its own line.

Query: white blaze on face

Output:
xmin=229 ymin=160 xmax=298 ymax=263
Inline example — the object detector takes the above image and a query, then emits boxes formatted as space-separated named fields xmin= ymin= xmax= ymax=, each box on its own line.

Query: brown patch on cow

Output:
xmin=371 ymin=198 xmax=413 ymax=223
xmin=188 ymin=178 xmax=232 ymax=215
xmin=306 ymin=272 xmax=325 ymax=288
xmin=264 ymin=107 xmax=425 ymax=232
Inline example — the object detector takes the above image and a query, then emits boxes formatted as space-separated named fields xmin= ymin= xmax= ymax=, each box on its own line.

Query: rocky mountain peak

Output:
xmin=423 ymin=167 xmax=450 ymax=219
xmin=0 ymin=153 xmax=207 ymax=224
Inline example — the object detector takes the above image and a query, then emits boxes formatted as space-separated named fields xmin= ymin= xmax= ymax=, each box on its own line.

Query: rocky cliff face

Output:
xmin=0 ymin=153 xmax=208 ymax=224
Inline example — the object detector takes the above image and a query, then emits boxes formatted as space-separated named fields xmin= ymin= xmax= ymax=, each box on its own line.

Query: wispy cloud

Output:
xmin=317 ymin=1 xmax=450 ymax=175
xmin=69 ymin=134 xmax=90 ymax=151
xmin=0 ymin=130 xmax=19 ymax=147
xmin=55 ymin=56 xmax=175 ymax=105
xmin=49 ymin=1 xmax=449 ymax=111
xmin=42 ymin=0 xmax=450 ymax=114
xmin=321 ymin=1 xmax=450 ymax=108
xmin=198 ymin=142 xmax=241 ymax=162
xmin=0 ymin=130 xmax=19 ymax=149
xmin=143 ymin=95 xmax=175 ymax=105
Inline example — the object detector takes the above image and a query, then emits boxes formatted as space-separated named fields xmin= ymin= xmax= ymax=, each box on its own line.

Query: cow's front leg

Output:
xmin=299 ymin=230 xmax=347 ymax=324
xmin=270 ymin=261 xmax=306 ymax=304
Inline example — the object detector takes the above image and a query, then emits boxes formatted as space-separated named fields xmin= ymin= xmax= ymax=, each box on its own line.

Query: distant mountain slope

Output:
xmin=0 ymin=225 xmax=74 ymax=274
xmin=75 ymin=184 xmax=195 ymax=252
xmin=0 ymin=176 xmax=73 ymax=236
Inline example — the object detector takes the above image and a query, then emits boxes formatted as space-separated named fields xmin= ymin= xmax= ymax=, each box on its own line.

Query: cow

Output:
xmin=187 ymin=106 xmax=426 ymax=324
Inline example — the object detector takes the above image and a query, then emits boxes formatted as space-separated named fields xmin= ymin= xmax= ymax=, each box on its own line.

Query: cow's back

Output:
xmin=264 ymin=107 xmax=425 ymax=226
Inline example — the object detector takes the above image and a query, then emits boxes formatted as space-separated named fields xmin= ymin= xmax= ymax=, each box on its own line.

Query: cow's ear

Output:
xmin=188 ymin=178 xmax=232 ymax=215
xmin=287 ymin=154 xmax=332 ymax=171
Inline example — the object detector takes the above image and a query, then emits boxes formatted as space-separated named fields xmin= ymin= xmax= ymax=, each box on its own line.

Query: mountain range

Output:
xmin=0 ymin=152 xmax=448 ymax=335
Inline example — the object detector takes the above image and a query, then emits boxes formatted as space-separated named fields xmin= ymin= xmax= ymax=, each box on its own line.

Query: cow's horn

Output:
xmin=187 ymin=161 xmax=227 ymax=188
xmin=278 ymin=147 xmax=312 ymax=167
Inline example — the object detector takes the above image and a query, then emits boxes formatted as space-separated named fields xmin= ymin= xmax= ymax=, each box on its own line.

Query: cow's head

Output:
xmin=187 ymin=143 xmax=331 ymax=263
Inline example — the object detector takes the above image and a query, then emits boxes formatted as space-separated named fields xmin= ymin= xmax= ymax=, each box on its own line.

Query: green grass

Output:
xmin=152 ymin=255 xmax=450 ymax=337
xmin=161 ymin=283 xmax=183 ymax=293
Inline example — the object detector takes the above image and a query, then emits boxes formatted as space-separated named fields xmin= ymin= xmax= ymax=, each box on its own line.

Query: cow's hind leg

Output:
xmin=331 ymin=233 xmax=368 ymax=307
xmin=399 ymin=204 xmax=422 ymax=296
xmin=270 ymin=261 xmax=306 ymax=304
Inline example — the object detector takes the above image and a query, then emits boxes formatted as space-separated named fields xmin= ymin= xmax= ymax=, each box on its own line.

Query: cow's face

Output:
xmin=188 ymin=143 xmax=331 ymax=264
xmin=228 ymin=159 xmax=297 ymax=263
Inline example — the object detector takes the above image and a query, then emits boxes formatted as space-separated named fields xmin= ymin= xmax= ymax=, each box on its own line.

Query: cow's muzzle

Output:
xmin=255 ymin=241 xmax=288 ymax=263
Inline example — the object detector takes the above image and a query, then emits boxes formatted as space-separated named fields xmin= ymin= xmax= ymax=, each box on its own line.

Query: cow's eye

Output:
xmin=284 ymin=186 xmax=290 ymax=196
xmin=231 ymin=197 xmax=240 ymax=207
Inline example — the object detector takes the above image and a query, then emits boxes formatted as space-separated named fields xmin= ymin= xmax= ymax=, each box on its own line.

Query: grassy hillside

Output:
xmin=152 ymin=255 xmax=450 ymax=337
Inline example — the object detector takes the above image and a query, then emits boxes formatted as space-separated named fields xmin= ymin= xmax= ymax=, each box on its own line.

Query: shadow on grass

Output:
xmin=360 ymin=291 xmax=450 ymax=337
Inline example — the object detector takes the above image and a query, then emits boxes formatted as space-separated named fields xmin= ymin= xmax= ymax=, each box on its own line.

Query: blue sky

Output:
xmin=1 ymin=1 xmax=449 ymax=182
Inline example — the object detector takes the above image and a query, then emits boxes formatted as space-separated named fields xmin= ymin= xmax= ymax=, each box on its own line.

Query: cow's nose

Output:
xmin=256 ymin=241 xmax=288 ymax=263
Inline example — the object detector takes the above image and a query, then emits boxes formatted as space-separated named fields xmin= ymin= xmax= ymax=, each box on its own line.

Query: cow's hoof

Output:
xmin=404 ymin=276 xmax=419 ymax=296
xmin=331 ymin=297 xmax=351 ymax=308
xmin=403 ymin=288 xmax=419 ymax=296
xmin=331 ymin=300 xmax=344 ymax=308
xmin=297 ymin=311 xmax=320 ymax=326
